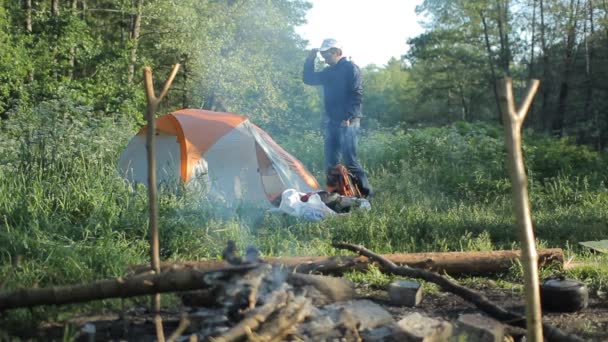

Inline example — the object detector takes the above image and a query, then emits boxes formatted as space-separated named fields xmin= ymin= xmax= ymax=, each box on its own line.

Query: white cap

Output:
xmin=319 ymin=38 xmax=342 ymax=52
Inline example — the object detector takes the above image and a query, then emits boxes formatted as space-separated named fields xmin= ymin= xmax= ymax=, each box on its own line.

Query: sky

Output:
xmin=296 ymin=0 xmax=426 ymax=67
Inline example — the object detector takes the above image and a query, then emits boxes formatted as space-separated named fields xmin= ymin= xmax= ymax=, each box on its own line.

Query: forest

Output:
xmin=1 ymin=0 xmax=608 ymax=340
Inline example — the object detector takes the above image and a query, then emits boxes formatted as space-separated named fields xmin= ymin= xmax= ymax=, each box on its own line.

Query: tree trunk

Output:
xmin=69 ymin=0 xmax=78 ymax=79
xmin=51 ymin=0 xmax=60 ymax=81
xmin=131 ymin=248 xmax=564 ymax=276
xmin=23 ymin=0 xmax=32 ymax=32
xmin=128 ymin=0 xmax=143 ymax=84
xmin=458 ymin=84 xmax=469 ymax=121
xmin=481 ymin=12 xmax=503 ymax=124
xmin=528 ymin=0 xmax=537 ymax=80
xmin=527 ymin=0 xmax=538 ymax=126
xmin=51 ymin=0 xmax=59 ymax=16
xmin=81 ymin=0 xmax=86 ymax=19
xmin=496 ymin=0 xmax=511 ymax=76
xmin=539 ymin=0 xmax=552 ymax=132
xmin=582 ymin=0 xmax=595 ymax=146
xmin=553 ymin=0 xmax=581 ymax=137
xmin=23 ymin=0 xmax=34 ymax=82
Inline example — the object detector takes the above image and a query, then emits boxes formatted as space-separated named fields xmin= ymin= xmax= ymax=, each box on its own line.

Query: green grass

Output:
xmin=1 ymin=118 xmax=607 ymax=328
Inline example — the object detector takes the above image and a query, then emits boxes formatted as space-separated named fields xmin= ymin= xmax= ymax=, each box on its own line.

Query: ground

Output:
xmin=14 ymin=279 xmax=608 ymax=341
xmin=368 ymin=282 xmax=608 ymax=341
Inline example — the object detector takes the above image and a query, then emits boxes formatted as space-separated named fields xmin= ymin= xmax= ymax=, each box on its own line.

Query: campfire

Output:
xmin=179 ymin=242 xmax=362 ymax=341
xmin=165 ymin=241 xmax=580 ymax=342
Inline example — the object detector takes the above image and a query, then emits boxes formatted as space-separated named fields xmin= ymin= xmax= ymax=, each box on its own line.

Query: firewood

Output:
xmin=287 ymin=273 xmax=354 ymax=305
xmin=0 ymin=265 xmax=257 ymax=311
xmin=333 ymin=242 xmax=585 ymax=342
xmin=212 ymin=289 xmax=290 ymax=342
xmin=256 ymin=294 xmax=312 ymax=342
xmin=131 ymin=248 xmax=564 ymax=276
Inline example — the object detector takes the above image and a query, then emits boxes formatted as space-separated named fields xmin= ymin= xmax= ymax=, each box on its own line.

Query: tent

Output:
xmin=118 ymin=109 xmax=320 ymax=206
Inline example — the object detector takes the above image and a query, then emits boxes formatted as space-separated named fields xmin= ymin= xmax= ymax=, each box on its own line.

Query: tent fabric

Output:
xmin=118 ymin=109 xmax=320 ymax=206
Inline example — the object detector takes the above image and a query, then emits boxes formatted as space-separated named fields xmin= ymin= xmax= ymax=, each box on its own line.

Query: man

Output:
xmin=303 ymin=38 xmax=372 ymax=198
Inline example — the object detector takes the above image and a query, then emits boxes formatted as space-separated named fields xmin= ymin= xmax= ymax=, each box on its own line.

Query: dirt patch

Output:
xmin=12 ymin=283 xmax=608 ymax=341
xmin=360 ymin=282 xmax=608 ymax=342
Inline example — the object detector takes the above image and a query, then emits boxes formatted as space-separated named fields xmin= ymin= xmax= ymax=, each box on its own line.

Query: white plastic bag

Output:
xmin=277 ymin=189 xmax=336 ymax=221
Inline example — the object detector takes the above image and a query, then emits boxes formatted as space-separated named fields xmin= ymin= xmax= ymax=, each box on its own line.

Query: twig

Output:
xmin=167 ymin=313 xmax=191 ymax=342
xmin=332 ymin=242 xmax=585 ymax=342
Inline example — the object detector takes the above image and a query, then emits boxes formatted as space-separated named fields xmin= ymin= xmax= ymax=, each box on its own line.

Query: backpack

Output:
xmin=326 ymin=164 xmax=362 ymax=198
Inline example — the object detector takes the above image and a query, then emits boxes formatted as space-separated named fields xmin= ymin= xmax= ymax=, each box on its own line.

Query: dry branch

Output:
xmin=131 ymin=249 xmax=564 ymax=276
xmin=0 ymin=265 xmax=256 ymax=312
xmin=333 ymin=242 xmax=584 ymax=342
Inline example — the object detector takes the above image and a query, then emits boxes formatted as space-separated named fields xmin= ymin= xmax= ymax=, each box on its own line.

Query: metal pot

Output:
xmin=540 ymin=277 xmax=588 ymax=312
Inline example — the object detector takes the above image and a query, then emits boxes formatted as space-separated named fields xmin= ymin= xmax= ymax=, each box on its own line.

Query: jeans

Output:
xmin=324 ymin=118 xmax=372 ymax=196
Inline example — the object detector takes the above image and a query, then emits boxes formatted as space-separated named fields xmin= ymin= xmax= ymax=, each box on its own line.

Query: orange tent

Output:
xmin=118 ymin=109 xmax=319 ymax=206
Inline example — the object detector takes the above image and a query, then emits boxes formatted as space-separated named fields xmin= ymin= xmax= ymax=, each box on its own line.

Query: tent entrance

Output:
xmin=256 ymin=142 xmax=284 ymax=204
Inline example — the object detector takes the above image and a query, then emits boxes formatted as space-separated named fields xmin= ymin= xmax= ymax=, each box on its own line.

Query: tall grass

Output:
xmin=1 ymin=107 xmax=607 ymax=326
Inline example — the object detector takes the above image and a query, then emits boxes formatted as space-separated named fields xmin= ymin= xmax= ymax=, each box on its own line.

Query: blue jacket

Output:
xmin=303 ymin=57 xmax=363 ymax=123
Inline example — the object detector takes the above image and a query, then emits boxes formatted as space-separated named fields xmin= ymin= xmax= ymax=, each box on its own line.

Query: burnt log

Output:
xmin=131 ymin=249 xmax=564 ymax=276
xmin=0 ymin=265 xmax=256 ymax=312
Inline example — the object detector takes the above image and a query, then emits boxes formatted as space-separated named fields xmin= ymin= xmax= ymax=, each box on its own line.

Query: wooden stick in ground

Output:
xmin=0 ymin=265 xmax=257 ymax=311
xmin=497 ymin=77 xmax=542 ymax=342
xmin=333 ymin=242 xmax=584 ymax=342
xmin=143 ymin=64 xmax=180 ymax=316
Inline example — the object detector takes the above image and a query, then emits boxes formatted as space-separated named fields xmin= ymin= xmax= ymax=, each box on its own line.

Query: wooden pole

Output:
xmin=497 ymin=77 xmax=542 ymax=342
xmin=143 ymin=64 xmax=180 ymax=317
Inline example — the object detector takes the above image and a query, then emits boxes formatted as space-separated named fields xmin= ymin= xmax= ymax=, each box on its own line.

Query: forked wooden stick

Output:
xmin=497 ymin=77 xmax=542 ymax=342
xmin=333 ymin=242 xmax=584 ymax=342
xmin=143 ymin=64 xmax=180 ymax=342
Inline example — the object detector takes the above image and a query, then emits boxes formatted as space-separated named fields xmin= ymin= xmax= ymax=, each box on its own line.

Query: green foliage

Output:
xmin=363 ymin=59 xmax=416 ymax=127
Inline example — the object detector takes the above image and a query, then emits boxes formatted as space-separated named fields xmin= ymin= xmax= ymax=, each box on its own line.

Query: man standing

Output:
xmin=303 ymin=38 xmax=372 ymax=198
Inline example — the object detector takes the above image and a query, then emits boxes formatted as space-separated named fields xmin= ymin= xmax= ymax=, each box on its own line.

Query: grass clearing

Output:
xmin=1 ymin=119 xmax=607 ymax=326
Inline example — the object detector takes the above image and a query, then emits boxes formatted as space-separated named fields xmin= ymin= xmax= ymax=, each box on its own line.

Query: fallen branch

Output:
xmin=333 ymin=242 xmax=584 ymax=342
xmin=131 ymin=249 xmax=564 ymax=276
xmin=0 ymin=265 xmax=256 ymax=312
